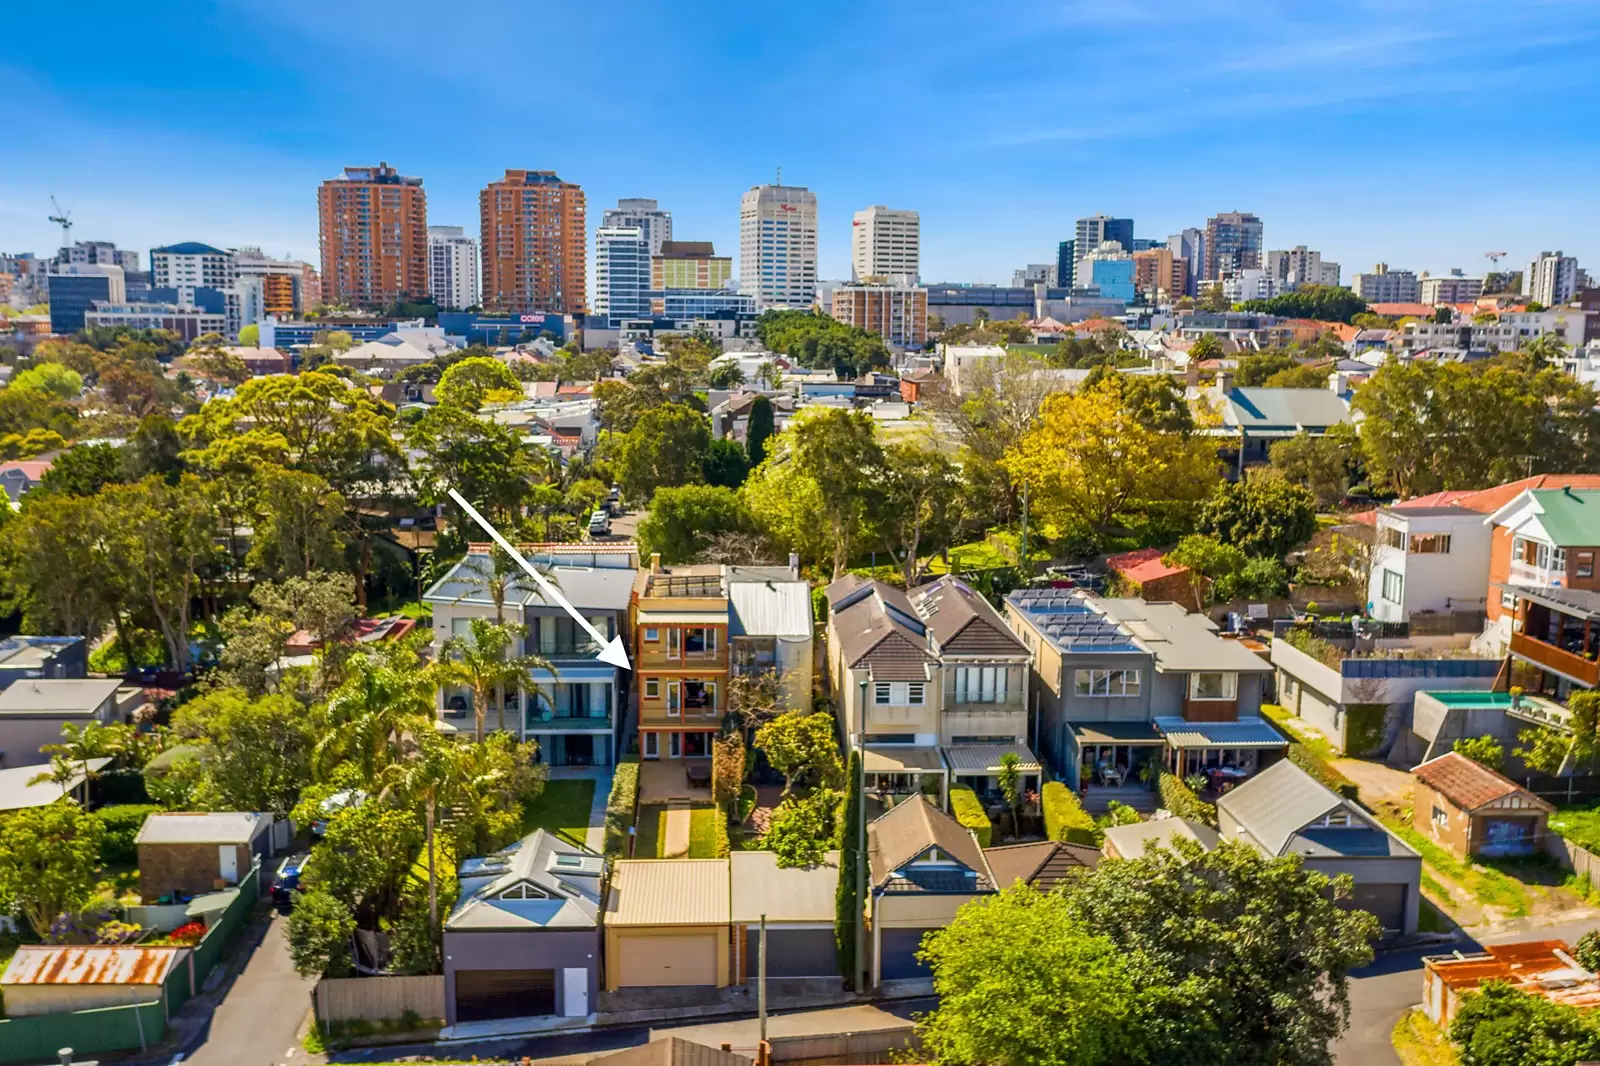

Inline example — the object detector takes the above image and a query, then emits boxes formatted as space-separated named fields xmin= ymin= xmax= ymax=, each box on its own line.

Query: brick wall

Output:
xmin=138 ymin=842 xmax=251 ymax=903
xmin=1412 ymin=780 xmax=1472 ymax=857
xmin=1486 ymin=526 xmax=1513 ymax=622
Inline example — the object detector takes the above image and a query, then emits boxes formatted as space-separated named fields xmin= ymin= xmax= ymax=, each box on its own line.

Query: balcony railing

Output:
xmin=526 ymin=641 xmax=602 ymax=660
xmin=525 ymin=708 xmax=612 ymax=728
xmin=1510 ymin=561 xmax=1560 ymax=588
xmin=1510 ymin=631 xmax=1600 ymax=687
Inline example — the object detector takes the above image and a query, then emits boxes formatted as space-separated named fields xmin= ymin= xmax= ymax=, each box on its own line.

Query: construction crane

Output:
xmin=48 ymin=197 xmax=73 ymax=250
xmin=1485 ymin=250 xmax=1507 ymax=265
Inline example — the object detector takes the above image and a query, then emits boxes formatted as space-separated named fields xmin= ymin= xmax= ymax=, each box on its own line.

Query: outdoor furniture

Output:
xmin=685 ymin=763 xmax=711 ymax=788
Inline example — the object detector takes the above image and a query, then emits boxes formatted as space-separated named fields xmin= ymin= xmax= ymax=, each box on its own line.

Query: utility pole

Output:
xmin=758 ymin=914 xmax=768 ymax=1045
xmin=1018 ymin=480 xmax=1030 ymax=580
xmin=426 ymin=794 xmax=438 ymax=927
xmin=854 ymin=709 xmax=867 ymax=994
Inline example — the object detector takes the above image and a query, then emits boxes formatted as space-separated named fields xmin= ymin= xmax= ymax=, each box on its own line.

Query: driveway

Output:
xmin=182 ymin=908 xmax=319 ymax=1066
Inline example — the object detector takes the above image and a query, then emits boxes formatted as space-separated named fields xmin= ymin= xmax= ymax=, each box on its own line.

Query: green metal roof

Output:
xmin=1529 ymin=488 xmax=1600 ymax=547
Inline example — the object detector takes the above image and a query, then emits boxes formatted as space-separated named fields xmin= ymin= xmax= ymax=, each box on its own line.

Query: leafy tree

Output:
xmin=406 ymin=404 xmax=539 ymax=523
xmin=1238 ymin=284 xmax=1370 ymax=324
xmin=1577 ymin=929 xmax=1600 ymax=971
xmin=0 ymin=491 xmax=115 ymax=638
xmin=286 ymin=887 xmax=357 ymax=977
xmin=877 ymin=442 xmax=959 ymax=586
xmin=615 ymin=402 xmax=711 ymax=504
xmin=183 ymin=334 xmax=250 ymax=386
xmin=0 ymin=803 xmax=104 ymax=936
xmin=701 ymin=437 xmax=750 ymax=489
xmin=238 ymin=323 xmax=260 ymax=347
xmin=1451 ymin=981 xmax=1600 ymax=1066
xmin=143 ymin=745 xmax=205 ymax=809
xmin=1188 ymin=334 xmax=1225 ymax=361
xmin=765 ymin=789 xmax=839 ymax=868
xmin=1198 ymin=473 xmax=1318 ymax=558
xmin=1164 ymin=533 xmax=1246 ymax=606
xmin=1235 ymin=555 xmax=1290 ymax=599
xmin=755 ymin=711 xmax=842 ymax=796
xmin=101 ymin=476 xmax=216 ymax=671
xmin=1066 ymin=839 xmax=1378 ymax=1066
xmin=997 ymin=751 xmax=1022 ymax=839
xmin=1269 ymin=429 xmax=1356 ymax=509
xmin=755 ymin=309 xmax=889 ymax=375
xmin=741 ymin=428 xmax=833 ymax=572
xmin=11 ymin=361 xmax=84 ymax=398
xmin=125 ymin=414 xmax=186 ymax=483
xmin=36 ymin=443 xmax=125 ymax=497
xmin=918 ymin=886 xmax=1139 ymax=1066
xmin=1263 ymin=362 xmax=1332 ymax=389
xmin=1002 ymin=381 xmax=1219 ymax=537
xmin=0 ymin=381 xmax=78 ymax=438
xmin=637 ymin=484 xmax=752 ymax=564
xmin=1454 ymin=734 xmax=1506 ymax=772
xmin=436 ymin=618 xmax=551 ymax=742
xmin=435 ymin=356 xmax=522 ymax=411
xmin=314 ymin=637 xmax=436 ymax=780
xmin=711 ymin=731 xmax=745 ymax=815
xmin=171 ymin=689 xmax=315 ymax=814
xmin=248 ymin=467 xmax=347 ymax=579
xmin=708 ymin=362 xmax=746 ymax=389
xmin=791 ymin=409 xmax=885 ymax=578
xmin=746 ymin=395 xmax=775 ymax=467
xmin=308 ymin=800 xmax=426 ymax=925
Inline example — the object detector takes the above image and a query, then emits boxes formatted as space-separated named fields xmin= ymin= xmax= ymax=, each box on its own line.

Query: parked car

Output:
xmin=588 ymin=511 xmax=611 ymax=536
xmin=272 ymin=852 xmax=312 ymax=908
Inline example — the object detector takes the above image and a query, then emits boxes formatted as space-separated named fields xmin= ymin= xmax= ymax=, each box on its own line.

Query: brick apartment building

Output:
xmin=316 ymin=162 xmax=429 ymax=308
xmin=480 ymin=170 xmax=587 ymax=315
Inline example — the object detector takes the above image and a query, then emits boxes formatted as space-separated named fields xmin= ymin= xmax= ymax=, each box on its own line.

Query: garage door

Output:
xmin=617 ymin=933 xmax=717 ymax=987
xmin=1343 ymin=882 xmax=1407 ymax=932
xmin=879 ymin=928 xmax=934 ymax=981
xmin=749 ymin=928 xmax=838 ymax=978
xmin=454 ymin=968 xmax=555 ymax=1022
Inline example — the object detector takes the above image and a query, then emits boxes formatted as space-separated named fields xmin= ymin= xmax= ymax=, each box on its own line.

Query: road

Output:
xmin=1335 ymin=916 xmax=1600 ymax=1065
xmin=183 ymin=909 xmax=319 ymax=1066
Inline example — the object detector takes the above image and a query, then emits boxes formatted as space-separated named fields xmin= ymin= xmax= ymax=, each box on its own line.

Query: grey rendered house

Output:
xmin=425 ymin=547 xmax=636 ymax=766
xmin=1004 ymin=589 xmax=1283 ymax=810
xmin=825 ymin=576 xmax=1040 ymax=806
xmin=442 ymin=828 xmax=604 ymax=1027
xmin=1218 ymin=760 xmax=1422 ymax=935
xmin=0 ymin=678 xmax=141 ymax=768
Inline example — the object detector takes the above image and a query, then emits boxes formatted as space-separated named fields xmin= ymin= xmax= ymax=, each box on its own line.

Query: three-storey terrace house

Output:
xmin=1004 ymin=589 xmax=1281 ymax=810
xmin=631 ymin=556 xmax=811 ymax=761
xmin=425 ymin=546 xmax=635 ymax=766
xmin=825 ymin=576 xmax=1038 ymax=805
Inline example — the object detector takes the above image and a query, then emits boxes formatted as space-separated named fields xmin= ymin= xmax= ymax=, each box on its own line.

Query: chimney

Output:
xmin=1185 ymin=358 xmax=1199 ymax=387
xmin=1216 ymin=369 xmax=1234 ymax=394
xmin=789 ymin=551 xmax=800 ymax=579
xmin=650 ymin=552 xmax=662 ymax=574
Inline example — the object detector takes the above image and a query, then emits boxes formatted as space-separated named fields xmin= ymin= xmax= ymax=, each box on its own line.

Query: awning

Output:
xmin=1070 ymin=722 xmax=1165 ymax=745
xmin=863 ymin=746 xmax=945 ymax=773
xmin=1493 ymin=583 xmax=1600 ymax=622
xmin=1153 ymin=717 xmax=1288 ymax=749
xmin=185 ymin=888 xmax=239 ymax=918
xmin=526 ymin=663 xmax=618 ymax=681
xmin=941 ymin=743 xmax=1042 ymax=775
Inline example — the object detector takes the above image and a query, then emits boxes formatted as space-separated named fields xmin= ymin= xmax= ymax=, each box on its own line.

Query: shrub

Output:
xmin=603 ymin=756 xmax=641 ymax=859
xmin=94 ymin=803 xmax=162 ymax=866
xmin=1578 ymin=930 xmax=1600 ymax=972
xmin=1344 ymin=703 xmax=1388 ymax=757
xmin=949 ymin=786 xmax=992 ymax=847
xmin=1158 ymin=772 xmax=1217 ymax=827
xmin=1041 ymin=781 xmax=1099 ymax=845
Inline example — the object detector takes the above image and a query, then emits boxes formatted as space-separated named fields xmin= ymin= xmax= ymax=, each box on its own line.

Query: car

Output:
xmin=588 ymin=510 xmax=611 ymax=536
xmin=272 ymin=852 xmax=312 ymax=908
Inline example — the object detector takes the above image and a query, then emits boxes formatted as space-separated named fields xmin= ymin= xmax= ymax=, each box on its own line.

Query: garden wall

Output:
xmin=313 ymin=975 xmax=445 ymax=1024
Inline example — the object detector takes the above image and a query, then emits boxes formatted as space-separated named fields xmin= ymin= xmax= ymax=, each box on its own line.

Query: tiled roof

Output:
xmin=1413 ymin=752 xmax=1554 ymax=813
xmin=867 ymin=794 xmax=992 ymax=890
xmin=1106 ymin=547 xmax=1188 ymax=585
xmin=983 ymin=841 xmax=1098 ymax=890
xmin=910 ymin=577 xmax=1027 ymax=658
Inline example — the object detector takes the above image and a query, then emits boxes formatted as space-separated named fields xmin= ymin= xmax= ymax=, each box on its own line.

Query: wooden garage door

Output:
xmin=618 ymin=933 xmax=717 ymax=987
xmin=454 ymin=968 xmax=555 ymax=1022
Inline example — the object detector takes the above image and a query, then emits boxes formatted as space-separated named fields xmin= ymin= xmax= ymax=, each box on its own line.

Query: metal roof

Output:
xmin=1524 ymin=488 xmax=1600 ymax=548
xmin=863 ymin=746 xmax=945 ymax=773
xmin=2 ymin=944 xmax=188 ymax=986
xmin=1216 ymin=760 xmax=1417 ymax=862
xmin=1497 ymin=583 xmax=1600 ymax=622
xmin=1223 ymin=387 xmax=1352 ymax=431
xmin=606 ymin=859 xmax=730 ymax=926
xmin=729 ymin=851 xmax=838 ymax=923
xmin=1101 ymin=818 xmax=1219 ymax=858
xmin=1153 ymin=717 xmax=1287 ymax=750
xmin=727 ymin=579 xmax=811 ymax=639
xmin=135 ymin=811 xmax=271 ymax=846
xmin=941 ymin=743 xmax=1042 ymax=775
xmin=0 ymin=678 xmax=121 ymax=716
xmin=1098 ymin=599 xmax=1273 ymax=674
xmin=0 ymin=756 xmax=111 ymax=812
xmin=424 ymin=554 xmax=636 ymax=613
xmin=447 ymin=828 xmax=604 ymax=931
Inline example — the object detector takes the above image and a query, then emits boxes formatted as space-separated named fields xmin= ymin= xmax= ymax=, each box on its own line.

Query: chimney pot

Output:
xmin=650 ymin=552 xmax=662 ymax=573
xmin=788 ymin=551 xmax=800 ymax=579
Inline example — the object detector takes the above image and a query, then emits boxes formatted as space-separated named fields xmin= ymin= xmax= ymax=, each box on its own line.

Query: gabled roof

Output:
xmin=867 ymin=794 xmax=992 ymax=890
xmin=1101 ymin=818 xmax=1219 ymax=858
xmin=1219 ymin=761 xmax=1417 ymax=860
xmin=825 ymin=577 xmax=934 ymax=682
xmin=908 ymin=577 xmax=1027 ymax=658
xmin=424 ymin=552 xmax=636 ymax=613
xmin=1413 ymin=752 xmax=1555 ymax=814
xmin=1106 ymin=547 xmax=1189 ymax=585
xmin=1223 ymin=387 xmax=1351 ymax=431
xmin=982 ymin=840 xmax=1099 ymax=890
xmin=1462 ymin=475 xmax=1600 ymax=517
xmin=448 ymin=828 xmax=605 ymax=931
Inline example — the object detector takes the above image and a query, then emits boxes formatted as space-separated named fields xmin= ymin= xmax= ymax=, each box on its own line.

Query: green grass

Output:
xmin=1550 ymin=803 xmax=1600 ymax=853
xmin=635 ymin=804 xmax=667 ymax=858
xmin=521 ymin=778 xmax=597 ymax=847
xmin=629 ymin=803 xmax=723 ymax=858
xmin=687 ymin=806 xmax=723 ymax=858
xmin=1391 ymin=1009 xmax=1459 ymax=1066
xmin=1380 ymin=815 xmax=1531 ymax=917
xmin=1260 ymin=703 xmax=1339 ymax=761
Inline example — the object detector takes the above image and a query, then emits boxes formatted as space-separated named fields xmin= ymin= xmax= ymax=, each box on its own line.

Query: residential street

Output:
xmin=182 ymin=908 xmax=319 ymax=1066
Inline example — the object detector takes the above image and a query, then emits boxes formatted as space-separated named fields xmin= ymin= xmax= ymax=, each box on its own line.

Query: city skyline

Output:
xmin=3 ymin=0 xmax=1600 ymax=288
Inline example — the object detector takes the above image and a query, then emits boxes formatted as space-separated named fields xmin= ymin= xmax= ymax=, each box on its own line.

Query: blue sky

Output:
xmin=4 ymin=0 xmax=1599 ymax=286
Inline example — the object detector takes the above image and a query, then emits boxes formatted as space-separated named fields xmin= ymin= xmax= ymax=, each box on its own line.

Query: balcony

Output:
xmin=941 ymin=707 xmax=1027 ymax=739
xmin=1510 ymin=631 xmax=1600 ymax=687
xmin=525 ymin=708 xmax=612 ymax=730
xmin=866 ymin=704 xmax=936 ymax=732
xmin=527 ymin=640 xmax=603 ymax=661
xmin=1510 ymin=561 xmax=1560 ymax=588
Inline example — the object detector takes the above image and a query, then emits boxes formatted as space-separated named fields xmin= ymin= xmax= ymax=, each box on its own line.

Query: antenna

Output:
xmin=775 ymin=166 xmax=782 ymax=186
xmin=47 ymin=197 xmax=73 ymax=249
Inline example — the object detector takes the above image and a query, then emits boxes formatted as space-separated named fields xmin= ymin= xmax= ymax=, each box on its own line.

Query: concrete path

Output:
xmin=549 ymin=765 xmax=615 ymax=852
xmin=662 ymin=803 xmax=691 ymax=858
xmin=178 ymin=907 xmax=318 ymax=1066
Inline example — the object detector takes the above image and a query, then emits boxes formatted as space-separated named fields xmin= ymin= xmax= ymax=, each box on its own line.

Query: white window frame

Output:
xmin=1432 ymin=805 xmax=1448 ymax=830
xmin=644 ymin=732 xmax=659 ymax=759
xmin=645 ymin=678 xmax=660 ymax=699
xmin=667 ymin=681 xmax=681 ymax=717
xmin=1189 ymin=672 xmax=1238 ymax=701
xmin=907 ymin=682 xmax=925 ymax=705
xmin=1381 ymin=568 xmax=1404 ymax=605
xmin=1073 ymin=669 xmax=1142 ymax=697
xmin=644 ymin=627 xmax=659 ymax=643
xmin=874 ymin=682 xmax=892 ymax=705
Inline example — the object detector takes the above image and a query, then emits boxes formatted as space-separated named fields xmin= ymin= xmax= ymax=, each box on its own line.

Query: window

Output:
xmin=1189 ymin=673 xmax=1237 ymax=700
xmin=644 ymin=732 xmax=659 ymax=758
xmin=667 ymin=682 xmax=680 ymax=716
xmin=875 ymin=682 xmax=892 ymax=705
xmin=1432 ymin=806 xmax=1448 ymax=830
xmin=907 ymin=682 xmax=925 ymax=705
xmin=954 ymin=666 xmax=1008 ymax=704
xmin=645 ymin=679 xmax=660 ymax=699
xmin=498 ymin=882 xmax=548 ymax=900
xmin=1380 ymin=526 xmax=1406 ymax=551
xmin=864 ymin=733 xmax=914 ymax=745
xmin=1579 ymin=552 xmax=1595 ymax=580
xmin=684 ymin=627 xmax=716 ymax=657
xmin=451 ymin=617 xmax=473 ymax=637
xmin=1408 ymin=533 xmax=1452 ymax=554
xmin=1382 ymin=569 xmax=1404 ymax=604
xmin=1501 ymin=588 xmax=1518 ymax=610
xmin=644 ymin=627 xmax=659 ymax=643
xmin=1073 ymin=669 xmax=1142 ymax=697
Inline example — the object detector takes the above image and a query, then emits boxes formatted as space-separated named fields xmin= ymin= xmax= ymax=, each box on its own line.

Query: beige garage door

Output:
xmin=617 ymin=932 xmax=717 ymax=987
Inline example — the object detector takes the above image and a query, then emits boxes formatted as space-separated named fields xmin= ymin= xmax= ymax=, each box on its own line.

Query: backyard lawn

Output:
xmin=687 ymin=807 xmax=723 ymax=858
xmin=521 ymin=779 xmax=596 ymax=847
xmin=632 ymin=803 xmax=725 ymax=858
xmin=635 ymin=804 xmax=666 ymax=858
xmin=1550 ymin=803 xmax=1600 ymax=853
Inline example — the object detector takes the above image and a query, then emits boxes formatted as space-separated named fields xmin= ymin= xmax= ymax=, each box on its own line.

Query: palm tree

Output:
xmin=436 ymin=618 xmax=553 ymax=743
xmin=997 ymin=752 xmax=1022 ymax=840
xmin=314 ymin=640 xmax=436 ymax=781
xmin=39 ymin=721 xmax=130 ymax=805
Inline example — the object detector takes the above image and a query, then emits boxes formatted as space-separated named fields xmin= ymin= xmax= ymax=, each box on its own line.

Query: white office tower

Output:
xmin=601 ymin=198 xmax=673 ymax=258
xmin=593 ymin=226 xmax=650 ymax=321
xmin=740 ymin=184 xmax=818 ymax=310
xmin=427 ymin=226 xmax=480 ymax=311
xmin=1524 ymin=251 xmax=1580 ymax=307
xmin=150 ymin=242 xmax=240 ymax=336
xmin=851 ymin=206 xmax=920 ymax=282
xmin=1166 ymin=229 xmax=1203 ymax=296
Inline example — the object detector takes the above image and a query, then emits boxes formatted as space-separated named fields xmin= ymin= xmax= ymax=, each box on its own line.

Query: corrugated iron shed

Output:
xmin=1 ymin=944 xmax=188 ymax=986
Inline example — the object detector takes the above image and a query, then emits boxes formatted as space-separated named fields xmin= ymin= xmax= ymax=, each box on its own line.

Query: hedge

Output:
xmin=1287 ymin=744 xmax=1360 ymax=800
xmin=603 ymin=756 xmax=641 ymax=859
xmin=949 ymin=785 xmax=992 ymax=847
xmin=1343 ymin=703 xmax=1388 ymax=758
xmin=95 ymin=803 xmax=163 ymax=866
xmin=1158 ymin=773 xmax=1217 ymax=827
xmin=1042 ymin=781 xmax=1099 ymax=845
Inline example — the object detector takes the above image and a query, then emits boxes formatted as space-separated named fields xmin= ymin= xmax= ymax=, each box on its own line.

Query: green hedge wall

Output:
xmin=603 ymin=756 xmax=641 ymax=859
xmin=1286 ymin=745 xmax=1360 ymax=800
xmin=1157 ymin=772 xmax=1218 ymax=827
xmin=1343 ymin=703 xmax=1388 ymax=758
xmin=95 ymin=803 xmax=163 ymax=866
xmin=1042 ymin=781 xmax=1099 ymax=845
xmin=949 ymin=785 xmax=992 ymax=847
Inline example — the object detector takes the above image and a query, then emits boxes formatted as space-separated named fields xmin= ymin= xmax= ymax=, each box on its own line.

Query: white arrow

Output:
xmin=447 ymin=489 xmax=632 ymax=670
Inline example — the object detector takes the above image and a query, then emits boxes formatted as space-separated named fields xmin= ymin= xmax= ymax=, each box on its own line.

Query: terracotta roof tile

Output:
xmin=1413 ymin=751 xmax=1554 ymax=812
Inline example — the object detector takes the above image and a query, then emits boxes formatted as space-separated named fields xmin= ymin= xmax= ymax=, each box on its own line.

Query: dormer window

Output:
xmin=498 ymin=881 xmax=549 ymax=900
xmin=1310 ymin=810 xmax=1356 ymax=829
